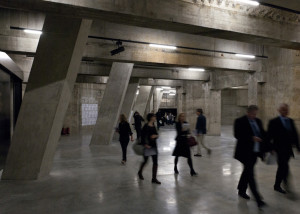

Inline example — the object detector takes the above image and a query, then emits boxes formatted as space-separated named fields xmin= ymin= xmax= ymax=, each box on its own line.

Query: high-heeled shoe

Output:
xmin=151 ymin=178 xmax=161 ymax=184
xmin=174 ymin=167 xmax=179 ymax=174
xmin=138 ymin=171 xmax=144 ymax=180
xmin=190 ymin=170 xmax=198 ymax=176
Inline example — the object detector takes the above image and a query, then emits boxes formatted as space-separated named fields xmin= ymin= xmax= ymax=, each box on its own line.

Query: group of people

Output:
xmin=155 ymin=111 xmax=176 ymax=129
xmin=116 ymin=103 xmax=300 ymax=209
xmin=234 ymin=104 xmax=300 ymax=208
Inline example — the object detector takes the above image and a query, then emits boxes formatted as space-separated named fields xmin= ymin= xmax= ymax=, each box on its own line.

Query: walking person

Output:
xmin=268 ymin=103 xmax=300 ymax=194
xmin=117 ymin=114 xmax=134 ymax=165
xmin=138 ymin=113 xmax=161 ymax=184
xmin=173 ymin=113 xmax=197 ymax=176
xmin=133 ymin=111 xmax=144 ymax=141
xmin=194 ymin=108 xmax=211 ymax=157
xmin=234 ymin=105 xmax=267 ymax=208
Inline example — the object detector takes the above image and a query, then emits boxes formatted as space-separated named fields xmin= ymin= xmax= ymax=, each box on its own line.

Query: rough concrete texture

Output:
xmin=131 ymin=86 xmax=152 ymax=122
xmin=160 ymin=93 xmax=177 ymax=109
xmin=261 ymin=47 xmax=300 ymax=130
xmin=2 ymin=16 xmax=92 ymax=180
xmin=90 ymin=63 xmax=133 ymax=145
xmin=221 ymin=89 xmax=247 ymax=125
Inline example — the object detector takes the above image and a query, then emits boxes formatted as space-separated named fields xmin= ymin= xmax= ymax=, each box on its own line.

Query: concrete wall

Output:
xmin=160 ymin=93 xmax=177 ymax=108
xmin=221 ymin=89 xmax=247 ymax=125
xmin=261 ymin=47 xmax=300 ymax=130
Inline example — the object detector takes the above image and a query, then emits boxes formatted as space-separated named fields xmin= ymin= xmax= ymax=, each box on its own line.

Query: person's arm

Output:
xmin=234 ymin=118 xmax=251 ymax=142
xmin=127 ymin=122 xmax=134 ymax=141
xmin=291 ymin=119 xmax=300 ymax=152
xmin=195 ymin=117 xmax=200 ymax=134
xmin=267 ymin=120 xmax=276 ymax=152
xmin=141 ymin=116 xmax=145 ymax=122
xmin=203 ymin=116 xmax=207 ymax=134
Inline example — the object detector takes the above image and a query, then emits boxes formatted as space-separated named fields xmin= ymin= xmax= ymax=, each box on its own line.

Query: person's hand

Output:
xmin=151 ymin=135 xmax=158 ymax=139
xmin=253 ymin=136 xmax=262 ymax=142
xmin=145 ymin=145 xmax=151 ymax=149
xmin=131 ymin=137 xmax=134 ymax=142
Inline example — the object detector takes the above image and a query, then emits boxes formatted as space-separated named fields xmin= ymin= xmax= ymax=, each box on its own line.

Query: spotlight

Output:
xmin=111 ymin=40 xmax=125 ymax=56
xmin=236 ymin=0 xmax=259 ymax=6
xmin=24 ymin=29 xmax=42 ymax=35
xmin=235 ymin=54 xmax=256 ymax=59
xmin=149 ymin=44 xmax=177 ymax=50
xmin=188 ymin=68 xmax=205 ymax=72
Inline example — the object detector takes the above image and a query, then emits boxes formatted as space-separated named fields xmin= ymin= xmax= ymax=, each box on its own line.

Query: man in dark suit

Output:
xmin=234 ymin=105 xmax=267 ymax=208
xmin=268 ymin=103 xmax=300 ymax=194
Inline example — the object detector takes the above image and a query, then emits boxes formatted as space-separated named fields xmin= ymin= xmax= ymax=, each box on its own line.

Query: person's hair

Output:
xmin=278 ymin=103 xmax=288 ymax=110
xmin=120 ymin=114 xmax=127 ymax=122
xmin=147 ymin=113 xmax=155 ymax=122
xmin=177 ymin=113 xmax=185 ymax=122
xmin=196 ymin=108 xmax=203 ymax=114
xmin=247 ymin=105 xmax=258 ymax=113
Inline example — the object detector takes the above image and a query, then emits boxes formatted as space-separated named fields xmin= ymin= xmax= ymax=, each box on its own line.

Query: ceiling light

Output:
xmin=156 ymin=88 xmax=163 ymax=91
xmin=149 ymin=44 xmax=177 ymax=50
xmin=169 ymin=93 xmax=176 ymax=96
xmin=0 ymin=51 xmax=10 ymax=60
xmin=188 ymin=68 xmax=205 ymax=72
xmin=164 ymin=91 xmax=170 ymax=94
xmin=136 ymin=90 xmax=139 ymax=95
xmin=24 ymin=29 xmax=42 ymax=35
xmin=235 ymin=54 xmax=256 ymax=59
xmin=236 ymin=0 xmax=259 ymax=6
xmin=162 ymin=86 xmax=171 ymax=89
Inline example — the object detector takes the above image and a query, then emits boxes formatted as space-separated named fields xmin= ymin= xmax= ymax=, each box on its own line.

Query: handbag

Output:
xmin=144 ymin=147 xmax=157 ymax=156
xmin=265 ymin=152 xmax=277 ymax=165
xmin=187 ymin=136 xmax=198 ymax=147
xmin=132 ymin=139 xmax=144 ymax=156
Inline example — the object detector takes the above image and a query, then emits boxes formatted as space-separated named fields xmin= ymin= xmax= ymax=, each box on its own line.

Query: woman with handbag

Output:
xmin=172 ymin=113 xmax=197 ymax=176
xmin=117 ymin=114 xmax=134 ymax=165
xmin=137 ymin=113 xmax=161 ymax=184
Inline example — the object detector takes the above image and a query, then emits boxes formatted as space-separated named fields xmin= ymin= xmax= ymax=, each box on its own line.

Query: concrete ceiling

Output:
xmin=260 ymin=0 xmax=300 ymax=13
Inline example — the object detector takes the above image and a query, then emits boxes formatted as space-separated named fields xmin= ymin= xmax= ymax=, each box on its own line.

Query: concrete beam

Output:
xmin=1 ymin=0 xmax=299 ymax=49
xmin=2 ymin=15 xmax=92 ymax=180
xmin=0 ymin=52 xmax=23 ymax=80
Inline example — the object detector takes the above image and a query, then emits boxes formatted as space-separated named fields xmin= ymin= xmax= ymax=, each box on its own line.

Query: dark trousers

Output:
xmin=139 ymin=155 xmax=158 ymax=179
xmin=136 ymin=127 xmax=142 ymax=140
xmin=120 ymin=140 xmax=129 ymax=161
xmin=275 ymin=154 xmax=291 ymax=188
xmin=238 ymin=155 xmax=262 ymax=202
xmin=174 ymin=156 xmax=194 ymax=172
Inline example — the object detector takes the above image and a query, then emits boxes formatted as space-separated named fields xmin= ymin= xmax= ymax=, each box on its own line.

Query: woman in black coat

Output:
xmin=173 ymin=113 xmax=197 ymax=176
xmin=117 ymin=114 xmax=134 ymax=165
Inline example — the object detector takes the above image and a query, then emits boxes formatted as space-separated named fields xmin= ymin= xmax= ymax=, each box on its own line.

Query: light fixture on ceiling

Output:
xmin=162 ymin=86 xmax=171 ymax=89
xmin=136 ymin=90 xmax=139 ymax=95
xmin=111 ymin=40 xmax=125 ymax=56
xmin=0 ymin=51 xmax=10 ymax=60
xmin=235 ymin=54 xmax=256 ymax=59
xmin=188 ymin=68 xmax=205 ymax=72
xmin=236 ymin=0 xmax=260 ymax=6
xmin=149 ymin=44 xmax=177 ymax=50
xmin=24 ymin=29 xmax=42 ymax=35
xmin=156 ymin=88 xmax=163 ymax=91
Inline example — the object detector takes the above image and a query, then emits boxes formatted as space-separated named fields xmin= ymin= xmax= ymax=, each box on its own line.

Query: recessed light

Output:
xmin=236 ymin=0 xmax=260 ymax=6
xmin=188 ymin=68 xmax=205 ymax=72
xmin=149 ymin=44 xmax=177 ymax=50
xmin=235 ymin=54 xmax=256 ymax=59
xmin=24 ymin=29 xmax=42 ymax=35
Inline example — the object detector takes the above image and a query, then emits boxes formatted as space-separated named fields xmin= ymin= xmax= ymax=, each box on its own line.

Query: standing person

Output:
xmin=234 ymin=105 xmax=267 ymax=208
xmin=194 ymin=109 xmax=211 ymax=157
xmin=173 ymin=113 xmax=197 ymax=176
xmin=117 ymin=114 xmax=134 ymax=165
xmin=268 ymin=103 xmax=300 ymax=194
xmin=138 ymin=113 xmax=161 ymax=184
xmin=133 ymin=111 xmax=144 ymax=141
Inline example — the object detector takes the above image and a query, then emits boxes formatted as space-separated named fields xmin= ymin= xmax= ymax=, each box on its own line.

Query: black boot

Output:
xmin=152 ymin=165 xmax=161 ymax=184
xmin=138 ymin=162 xmax=146 ymax=180
xmin=174 ymin=166 xmax=179 ymax=174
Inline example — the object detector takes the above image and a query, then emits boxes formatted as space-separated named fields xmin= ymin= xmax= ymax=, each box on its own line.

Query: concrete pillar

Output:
xmin=144 ymin=86 xmax=154 ymax=117
xmin=177 ymin=86 xmax=186 ymax=114
xmin=90 ymin=63 xmax=133 ymax=145
xmin=204 ymin=83 xmax=221 ymax=136
xmin=153 ymin=88 xmax=164 ymax=113
xmin=131 ymin=86 xmax=152 ymax=121
xmin=248 ymin=74 xmax=258 ymax=105
xmin=2 ymin=16 xmax=92 ymax=180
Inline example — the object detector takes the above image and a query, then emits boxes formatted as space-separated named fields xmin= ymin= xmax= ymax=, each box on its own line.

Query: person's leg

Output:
xmin=174 ymin=156 xmax=179 ymax=174
xmin=195 ymin=135 xmax=202 ymax=156
xmin=237 ymin=163 xmax=249 ymax=195
xmin=187 ymin=156 xmax=197 ymax=176
xmin=151 ymin=155 xmax=161 ymax=184
xmin=120 ymin=141 xmax=126 ymax=162
xmin=200 ymin=135 xmax=211 ymax=154
xmin=247 ymin=158 xmax=263 ymax=203
xmin=123 ymin=141 xmax=129 ymax=161
xmin=275 ymin=155 xmax=286 ymax=189
xmin=138 ymin=156 xmax=149 ymax=180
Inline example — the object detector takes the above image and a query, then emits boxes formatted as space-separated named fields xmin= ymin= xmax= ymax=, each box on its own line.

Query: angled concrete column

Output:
xmin=144 ymin=87 xmax=154 ymax=117
xmin=90 ymin=63 xmax=133 ymax=145
xmin=248 ymin=74 xmax=258 ymax=105
xmin=2 ymin=16 xmax=92 ymax=180
xmin=153 ymin=88 xmax=164 ymax=113
xmin=131 ymin=86 xmax=152 ymax=121
xmin=177 ymin=86 xmax=186 ymax=114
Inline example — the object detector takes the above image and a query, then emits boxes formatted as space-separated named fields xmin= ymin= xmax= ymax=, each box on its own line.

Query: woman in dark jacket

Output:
xmin=138 ymin=113 xmax=161 ymax=184
xmin=173 ymin=113 xmax=197 ymax=176
xmin=117 ymin=114 xmax=134 ymax=165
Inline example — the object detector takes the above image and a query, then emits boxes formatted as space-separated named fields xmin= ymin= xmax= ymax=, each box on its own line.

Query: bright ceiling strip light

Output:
xmin=236 ymin=0 xmax=260 ymax=6
xmin=24 ymin=29 xmax=42 ymax=35
xmin=169 ymin=93 xmax=176 ymax=96
xmin=162 ymin=86 xmax=171 ymax=89
xmin=188 ymin=68 xmax=205 ymax=72
xmin=235 ymin=54 xmax=256 ymax=59
xmin=156 ymin=88 xmax=163 ymax=91
xmin=149 ymin=44 xmax=177 ymax=50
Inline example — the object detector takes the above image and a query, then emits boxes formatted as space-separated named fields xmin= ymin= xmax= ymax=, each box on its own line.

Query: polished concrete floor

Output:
xmin=0 ymin=125 xmax=300 ymax=214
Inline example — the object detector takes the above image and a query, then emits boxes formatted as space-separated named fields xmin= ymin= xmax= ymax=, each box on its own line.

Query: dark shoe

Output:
xmin=207 ymin=149 xmax=212 ymax=155
xmin=152 ymin=178 xmax=161 ymax=184
xmin=257 ymin=200 xmax=266 ymax=208
xmin=194 ymin=154 xmax=202 ymax=157
xmin=138 ymin=171 xmax=144 ymax=180
xmin=190 ymin=170 xmax=198 ymax=176
xmin=121 ymin=160 xmax=126 ymax=165
xmin=174 ymin=167 xmax=179 ymax=174
xmin=238 ymin=192 xmax=251 ymax=200
xmin=274 ymin=186 xmax=286 ymax=194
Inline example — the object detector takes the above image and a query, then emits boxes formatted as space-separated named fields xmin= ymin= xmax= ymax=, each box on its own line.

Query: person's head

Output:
xmin=120 ymin=114 xmax=127 ymax=122
xmin=247 ymin=105 xmax=258 ymax=120
xmin=178 ymin=113 xmax=185 ymax=123
xmin=278 ymin=103 xmax=289 ymax=117
xmin=134 ymin=111 xmax=139 ymax=116
xmin=196 ymin=108 xmax=203 ymax=116
xmin=147 ymin=113 xmax=156 ymax=123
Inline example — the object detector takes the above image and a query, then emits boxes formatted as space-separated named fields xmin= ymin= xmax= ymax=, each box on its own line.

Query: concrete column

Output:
xmin=177 ymin=86 xmax=186 ymax=114
xmin=2 ymin=16 xmax=92 ymax=180
xmin=204 ymin=83 xmax=221 ymax=136
xmin=90 ymin=63 xmax=133 ymax=145
xmin=132 ymin=86 xmax=152 ymax=121
xmin=144 ymin=86 xmax=154 ymax=117
xmin=248 ymin=74 xmax=258 ymax=105
xmin=153 ymin=88 xmax=164 ymax=113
